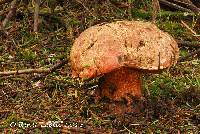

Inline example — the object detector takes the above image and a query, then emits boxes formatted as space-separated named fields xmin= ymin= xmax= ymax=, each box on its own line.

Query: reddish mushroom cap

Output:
xmin=70 ymin=21 xmax=179 ymax=79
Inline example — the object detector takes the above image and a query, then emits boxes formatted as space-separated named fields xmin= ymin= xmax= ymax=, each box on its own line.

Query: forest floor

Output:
xmin=0 ymin=0 xmax=200 ymax=133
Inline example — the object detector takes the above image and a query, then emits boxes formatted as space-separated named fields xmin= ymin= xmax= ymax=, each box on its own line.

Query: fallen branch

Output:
xmin=159 ymin=0 xmax=200 ymax=26
xmin=0 ymin=68 xmax=50 ymax=76
xmin=0 ymin=59 xmax=68 ymax=77
xmin=173 ymin=0 xmax=200 ymax=14
xmin=177 ymin=40 xmax=200 ymax=48
xmin=159 ymin=0 xmax=192 ymax=12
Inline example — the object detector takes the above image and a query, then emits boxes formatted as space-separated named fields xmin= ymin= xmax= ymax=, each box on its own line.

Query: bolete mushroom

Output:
xmin=70 ymin=20 xmax=179 ymax=113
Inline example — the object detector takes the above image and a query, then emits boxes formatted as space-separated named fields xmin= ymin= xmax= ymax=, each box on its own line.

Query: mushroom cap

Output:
xmin=70 ymin=20 xmax=179 ymax=78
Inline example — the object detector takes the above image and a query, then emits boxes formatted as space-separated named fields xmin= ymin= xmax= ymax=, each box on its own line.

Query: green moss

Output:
xmin=131 ymin=9 xmax=151 ymax=20
xmin=157 ymin=21 xmax=185 ymax=37
xmin=16 ymin=49 xmax=37 ymax=61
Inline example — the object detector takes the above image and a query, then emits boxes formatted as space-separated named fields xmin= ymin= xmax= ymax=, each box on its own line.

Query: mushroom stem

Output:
xmin=98 ymin=67 xmax=142 ymax=105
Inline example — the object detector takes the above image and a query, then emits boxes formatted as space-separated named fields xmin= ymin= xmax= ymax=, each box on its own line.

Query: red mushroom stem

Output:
xmin=98 ymin=67 xmax=142 ymax=106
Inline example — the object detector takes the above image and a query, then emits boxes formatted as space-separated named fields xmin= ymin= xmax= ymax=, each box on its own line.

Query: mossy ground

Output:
xmin=0 ymin=0 xmax=200 ymax=133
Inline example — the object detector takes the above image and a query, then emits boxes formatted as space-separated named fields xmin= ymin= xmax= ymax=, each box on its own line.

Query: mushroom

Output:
xmin=70 ymin=20 xmax=179 ymax=113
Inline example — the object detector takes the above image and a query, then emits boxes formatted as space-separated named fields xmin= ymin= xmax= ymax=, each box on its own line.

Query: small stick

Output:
xmin=0 ymin=59 xmax=68 ymax=77
xmin=33 ymin=0 xmax=40 ymax=32
xmin=152 ymin=0 xmax=160 ymax=23
xmin=0 ymin=68 xmax=50 ymax=76
xmin=158 ymin=0 xmax=192 ymax=13
xmin=181 ymin=20 xmax=197 ymax=35
xmin=172 ymin=0 xmax=200 ymax=14
xmin=181 ymin=20 xmax=200 ymax=40
xmin=176 ymin=40 xmax=200 ymax=48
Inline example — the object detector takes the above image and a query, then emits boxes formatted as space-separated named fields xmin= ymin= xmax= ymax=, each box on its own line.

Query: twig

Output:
xmin=123 ymin=125 xmax=134 ymax=134
xmin=33 ymin=0 xmax=40 ymax=32
xmin=127 ymin=0 xmax=132 ymax=19
xmin=181 ymin=20 xmax=196 ymax=35
xmin=0 ymin=68 xmax=50 ymax=76
xmin=152 ymin=0 xmax=160 ymax=23
xmin=2 ymin=0 xmax=18 ymax=28
xmin=159 ymin=0 xmax=200 ymax=26
xmin=158 ymin=0 xmax=192 ymax=13
xmin=176 ymin=40 xmax=200 ymax=48
xmin=172 ymin=0 xmax=200 ymax=14
xmin=181 ymin=20 xmax=200 ymax=40
xmin=0 ymin=59 xmax=68 ymax=77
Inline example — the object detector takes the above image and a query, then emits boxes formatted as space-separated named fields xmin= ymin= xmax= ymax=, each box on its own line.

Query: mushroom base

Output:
xmin=97 ymin=67 xmax=143 ymax=114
